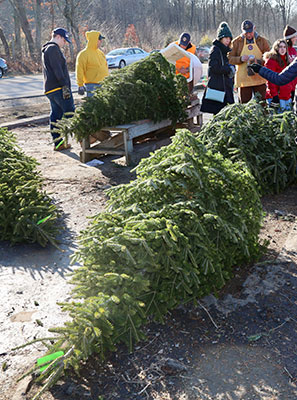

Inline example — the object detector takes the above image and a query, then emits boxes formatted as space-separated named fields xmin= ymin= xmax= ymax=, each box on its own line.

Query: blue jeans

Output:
xmin=46 ymin=89 xmax=75 ymax=146
xmin=267 ymin=98 xmax=292 ymax=113
xmin=84 ymin=83 xmax=101 ymax=97
xmin=279 ymin=98 xmax=292 ymax=112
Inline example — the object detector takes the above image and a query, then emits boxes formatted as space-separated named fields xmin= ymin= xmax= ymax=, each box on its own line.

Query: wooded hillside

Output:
xmin=0 ymin=0 xmax=296 ymax=71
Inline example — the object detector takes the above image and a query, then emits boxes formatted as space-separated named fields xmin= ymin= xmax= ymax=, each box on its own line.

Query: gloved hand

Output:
xmin=62 ymin=86 xmax=71 ymax=100
xmin=78 ymin=86 xmax=85 ymax=96
xmin=271 ymin=95 xmax=280 ymax=105
xmin=228 ymin=65 xmax=236 ymax=79
xmin=249 ymin=63 xmax=261 ymax=73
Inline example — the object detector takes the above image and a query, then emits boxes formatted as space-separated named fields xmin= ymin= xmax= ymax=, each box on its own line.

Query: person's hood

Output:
xmin=42 ymin=41 xmax=59 ymax=53
xmin=86 ymin=31 xmax=100 ymax=50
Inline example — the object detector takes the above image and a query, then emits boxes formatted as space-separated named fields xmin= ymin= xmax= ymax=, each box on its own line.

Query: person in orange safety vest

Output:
xmin=175 ymin=32 xmax=197 ymax=79
xmin=175 ymin=32 xmax=197 ymax=93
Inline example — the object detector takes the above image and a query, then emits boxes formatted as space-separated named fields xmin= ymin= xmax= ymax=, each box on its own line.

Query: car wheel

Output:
xmin=119 ymin=60 xmax=126 ymax=69
xmin=0 ymin=68 xmax=3 ymax=79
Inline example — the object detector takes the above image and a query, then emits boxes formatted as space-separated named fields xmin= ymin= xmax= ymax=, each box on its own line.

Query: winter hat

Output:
xmin=283 ymin=25 xmax=297 ymax=40
xmin=217 ymin=22 xmax=233 ymax=40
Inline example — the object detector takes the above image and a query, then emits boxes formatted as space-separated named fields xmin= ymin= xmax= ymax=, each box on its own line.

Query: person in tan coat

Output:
xmin=228 ymin=20 xmax=270 ymax=103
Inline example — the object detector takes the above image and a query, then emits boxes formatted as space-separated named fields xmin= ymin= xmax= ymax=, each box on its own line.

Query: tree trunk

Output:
xmin=212 ymin=0 xmax=216 ymax=30
xmin=13 ymin=9 xmax=22 ymax=58
xmin=9 ymin=0 xmax=36 ymax=60
xmin=62 ymin=0 xmax=81 ymax=53
xmin=0 ymin=27 xmax=10 ymax=58
xmin=220 ymin=0 xmax=225 ymax=21
xmin=190 ymin=0 xmax=195 ymax=28
xmin=50 ymin=0 xmax=55 ymax=31
xmin=35 ymin=0 xmax=42 ymax=61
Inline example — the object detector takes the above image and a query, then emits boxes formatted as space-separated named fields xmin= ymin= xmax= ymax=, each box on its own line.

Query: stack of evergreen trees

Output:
xmin=56 ymin=53 xmax=189 ymax=141
xmin=17 ymin=56 xmax=297 ymax=400
xmin=0 ymin=128 xmax=60 ymax=246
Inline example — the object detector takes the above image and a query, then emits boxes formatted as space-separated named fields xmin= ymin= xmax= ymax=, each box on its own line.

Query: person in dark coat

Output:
xmin=250 ymin=57 xmax=297 ymax=86
xmin=42 ymin=27 xmax=74 ymax=151
xmin=201 ymin=22 xmax=235 ymax=115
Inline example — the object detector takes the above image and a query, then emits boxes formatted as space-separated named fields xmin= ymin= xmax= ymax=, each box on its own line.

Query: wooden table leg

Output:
xmin=123 ymin=129 xmax=133 ymax=165
xmin=81 ymin=137 xmax=90 ymax=163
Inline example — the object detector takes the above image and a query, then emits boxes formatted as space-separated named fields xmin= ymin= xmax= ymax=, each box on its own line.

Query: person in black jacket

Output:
xmin=201 ymin=22 xmax=235 ymax=115
xmin=42 ymin=27 xmax=75 ymax=151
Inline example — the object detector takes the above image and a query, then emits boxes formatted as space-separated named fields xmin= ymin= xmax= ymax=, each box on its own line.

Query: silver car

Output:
xmin=106 ymin=47 xmax=149 ymax=69
xmin=0 ymin=57 xmax=8 ymax=78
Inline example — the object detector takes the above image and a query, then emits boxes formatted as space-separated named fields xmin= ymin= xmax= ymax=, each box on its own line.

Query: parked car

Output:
xmin=197 ymin=47 xmax=210 ymax=63
xmin=0 ymin=57 xmax=8 ymax=78
xmin=106 ymin=47 xmax=149 ymax=69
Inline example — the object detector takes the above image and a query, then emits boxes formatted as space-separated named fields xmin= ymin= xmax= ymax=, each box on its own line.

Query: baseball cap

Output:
xmin=241 ymin=20 xmax=254 ymax=33
xmin=178 ymin=32 xmax=191 ymax=47
xmin=53 ymin=27 xmax=71 ymax=43
xmin=99 ymin=33 xmax=105 ymax=40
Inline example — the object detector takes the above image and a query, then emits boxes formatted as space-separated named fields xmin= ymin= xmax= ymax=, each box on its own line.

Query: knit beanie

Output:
xmin=283 ymin=25 xmax=297 ymax=40
xmin=217 ymin=22 xmax=233 ymax=40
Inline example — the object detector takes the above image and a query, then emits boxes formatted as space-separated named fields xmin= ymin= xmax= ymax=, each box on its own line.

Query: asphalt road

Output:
xmin=0 ymin=64 xmax=208 ymax=100
xmin=0 ymin=72 xmax=78 ymax=100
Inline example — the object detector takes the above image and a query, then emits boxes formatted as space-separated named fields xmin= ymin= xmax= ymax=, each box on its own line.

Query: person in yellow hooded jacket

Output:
xmin=76 ymin=30 xmax=109 ymax=97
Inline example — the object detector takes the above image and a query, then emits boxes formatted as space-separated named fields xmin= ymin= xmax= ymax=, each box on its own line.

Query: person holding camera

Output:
xmin=42 ymin=27 xmax=74 ymax=151
xmin=228 ymin=20 xmax=270 ymax=103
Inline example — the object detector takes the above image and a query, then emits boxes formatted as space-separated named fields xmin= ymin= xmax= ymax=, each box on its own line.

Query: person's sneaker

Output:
xmin=54 ymin=142 xmax=71 ymax=151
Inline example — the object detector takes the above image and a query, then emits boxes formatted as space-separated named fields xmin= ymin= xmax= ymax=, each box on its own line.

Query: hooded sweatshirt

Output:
xmin=42 ymin=41 xmax=71 ymax=94
xmin=76 ymin=31 xmax=109 ymax=87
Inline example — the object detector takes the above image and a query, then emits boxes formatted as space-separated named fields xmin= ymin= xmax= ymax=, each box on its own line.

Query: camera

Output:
xmin=247 ymin=55 xmax=256 ymax=76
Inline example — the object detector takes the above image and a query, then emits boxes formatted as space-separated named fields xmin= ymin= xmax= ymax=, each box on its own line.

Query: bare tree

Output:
xmin=55 ymin=0 xmax=82 ymax=53
xmin=1 ymin=0 xmax=297 ymax=66
xmin=13 ymin=9 xmax=22 ymax=58
xmin=212 ymin=0 xmax=216 ymax=30
xmin=8 ymin=0 xmax=36 ymax=59
xmin=49 ymin=0 xmax=55 ymax=31
xmin=35 ymin=0 xmax=42 ymax=59
xmin=0 ymin=26 xmax=10 ymax=58
xmin=274 ymin=0 xmax=294 ymax=27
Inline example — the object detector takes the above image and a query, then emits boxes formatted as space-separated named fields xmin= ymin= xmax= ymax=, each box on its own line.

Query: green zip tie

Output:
xmin=37 ymin=215 xmax=52 ymax=225
xmin=37 ymin=351 xmax=64 ymax=372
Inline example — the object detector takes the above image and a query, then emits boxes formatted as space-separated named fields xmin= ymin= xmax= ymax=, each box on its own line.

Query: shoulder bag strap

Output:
xmin=219 ymin=48 xmax=226 ymax=92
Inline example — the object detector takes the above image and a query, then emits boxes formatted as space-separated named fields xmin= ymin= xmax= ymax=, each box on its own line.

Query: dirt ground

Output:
xmin=0 ymin=94 xmax=82 ymax=124
xmin=1 ymin=111 xmax=297 ymax=400
xmin=0 ymin=97 xmax=50 ymax=123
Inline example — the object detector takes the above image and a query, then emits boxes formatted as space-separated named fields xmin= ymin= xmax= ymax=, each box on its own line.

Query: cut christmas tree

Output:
xmin=55 ymin=53 xmax=189 ymax=142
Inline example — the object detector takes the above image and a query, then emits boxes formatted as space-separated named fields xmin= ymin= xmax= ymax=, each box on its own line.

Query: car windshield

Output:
xmin=107 ymin=49 xmax=127 ymax=56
